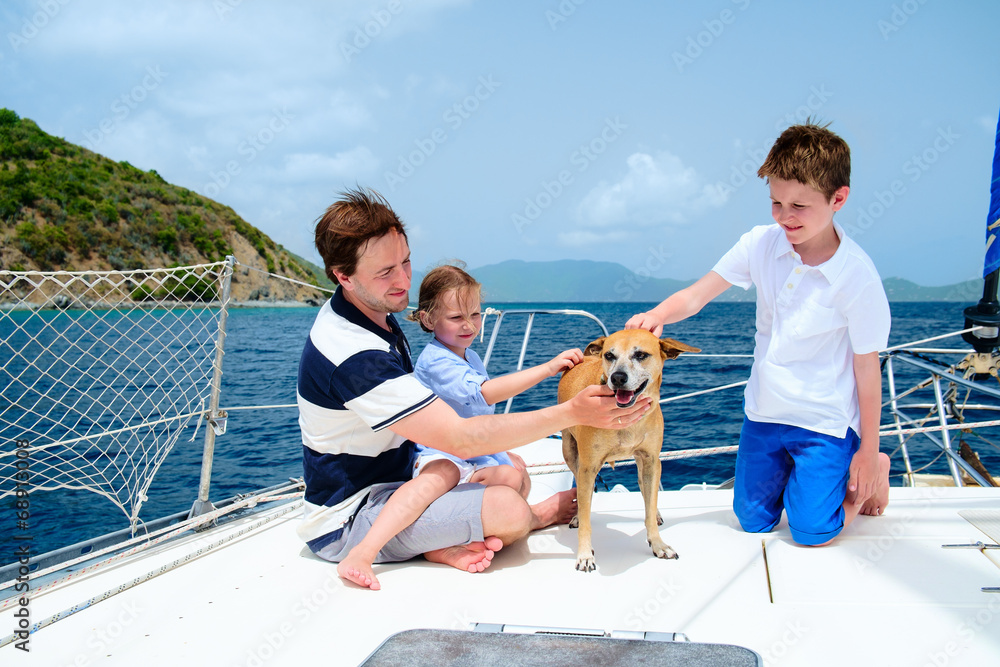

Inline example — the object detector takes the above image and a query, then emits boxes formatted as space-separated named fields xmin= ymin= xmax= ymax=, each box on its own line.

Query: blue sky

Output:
xmin=1 ymin=0 xmax=998 ymax=287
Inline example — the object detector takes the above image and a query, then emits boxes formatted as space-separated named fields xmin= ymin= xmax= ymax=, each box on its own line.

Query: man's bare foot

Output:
xmin=337 ymin=553 xmax=380 ymax=590
xmin=529 ymin=488 xmax=578 ymax=531
xmin=860 ymin=452 xmax=891 ymax=516
xmin=425 ymin=536 xmax=504 ymax=572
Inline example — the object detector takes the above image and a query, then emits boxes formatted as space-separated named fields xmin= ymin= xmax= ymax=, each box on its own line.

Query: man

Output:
xmin=297 ymin=188 xmax=651 ymax=586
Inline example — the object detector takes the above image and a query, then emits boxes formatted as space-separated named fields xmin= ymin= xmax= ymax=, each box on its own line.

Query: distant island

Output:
xmin=1 ymin=108 xmax=981 ymax=305
xmin=419 ymin=260 xmax=985 ymax=304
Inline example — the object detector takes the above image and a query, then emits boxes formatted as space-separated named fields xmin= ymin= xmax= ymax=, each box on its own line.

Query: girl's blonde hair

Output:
xmin=406 ymin=262 xmax=482 ymax=333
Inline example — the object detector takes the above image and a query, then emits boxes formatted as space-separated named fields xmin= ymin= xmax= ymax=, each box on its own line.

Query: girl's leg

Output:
xmin=337 ymin=460 xmax=459 ymax=589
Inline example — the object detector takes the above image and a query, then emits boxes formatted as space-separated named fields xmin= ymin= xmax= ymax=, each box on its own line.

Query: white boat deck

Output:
xmin=3 ymin=438 xmax=1000 ymax=667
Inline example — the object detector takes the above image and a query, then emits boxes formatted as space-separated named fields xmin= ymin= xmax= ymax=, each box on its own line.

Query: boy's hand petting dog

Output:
xmin=624 ymin=312 xmax=664 ymax=338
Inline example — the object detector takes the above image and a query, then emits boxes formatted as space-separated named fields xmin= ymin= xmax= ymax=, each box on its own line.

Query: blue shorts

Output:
xmin=733 ymin=417 xmax=859 ymax=545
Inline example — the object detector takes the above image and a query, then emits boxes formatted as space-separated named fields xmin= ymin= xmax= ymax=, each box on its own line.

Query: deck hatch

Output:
xmin=360 ymin=628 xmax=762 ymax=666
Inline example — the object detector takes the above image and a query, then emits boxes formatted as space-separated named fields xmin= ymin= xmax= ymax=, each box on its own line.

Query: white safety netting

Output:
xmin=0 ymin=260 xmax=232 ymax=530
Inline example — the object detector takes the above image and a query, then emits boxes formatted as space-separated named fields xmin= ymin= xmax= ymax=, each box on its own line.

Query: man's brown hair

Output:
xmin=757 ymin=122 xmax=850 ymax=200
xmin=406 ymin=263 xmax=482 ymax=333
xmin=314 ymin=187 xmax=407 ymax=283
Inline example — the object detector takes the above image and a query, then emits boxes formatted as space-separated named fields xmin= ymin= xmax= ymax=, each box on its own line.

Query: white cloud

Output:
xmin=575 ymin=151 xmax=729 ymax=228
xmin=278 ymin=147 xmax=379 ymax=182
xmin=557 ymin=230 xmax=632 ymax=247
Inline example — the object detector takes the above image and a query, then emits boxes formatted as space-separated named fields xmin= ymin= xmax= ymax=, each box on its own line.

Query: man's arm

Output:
xmin=847 ymin=351 xmax=882 ymax=505
xmin=625 ymin=271 xmax=731 ymax=337
xmin=389 ymin=386 xmax=651 ymax=460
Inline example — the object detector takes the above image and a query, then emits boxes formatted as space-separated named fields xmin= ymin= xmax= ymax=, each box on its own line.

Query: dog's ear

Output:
xmin=583 ymin=337 xmax=606 ymax=357
xmin=659 ymin=338 xmax=700 ymax=360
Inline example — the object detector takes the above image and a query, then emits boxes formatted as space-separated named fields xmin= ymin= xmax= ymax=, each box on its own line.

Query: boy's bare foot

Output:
xmin=529 ymin=488 xmax=578 ymax=530
xmin=425 ymin=536 xmax=504 ymax=572
xmin=860 ymin=452 xmax=891 ymax=516
xmin=337 ymin=553 xmax=380 ymax=590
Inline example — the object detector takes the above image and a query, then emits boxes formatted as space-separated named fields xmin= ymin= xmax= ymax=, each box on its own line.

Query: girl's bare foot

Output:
xmin=860 ymin=452 xmax=891 ymax=516
xmin=529 ymin=488 xmax=577 ymax=530
xmin=337 ymin=553 xmax=380 ymax=590
xmin=425 ymin=536 xmax=504 ymax=572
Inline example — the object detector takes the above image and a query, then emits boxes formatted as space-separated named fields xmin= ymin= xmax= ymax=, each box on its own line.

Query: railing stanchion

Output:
xmin=885 ymin=356 xmax=915 ymax=485
xmin=931 ymin=374 xmax=965 ymax=487
xmin=189 ymin=256 xmax=235 ymax=522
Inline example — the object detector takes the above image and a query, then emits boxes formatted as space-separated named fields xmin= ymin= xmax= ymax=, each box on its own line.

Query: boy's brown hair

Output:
xmin=406 ymin=263 xmax=482 ymax=333
xmin=757 ymin=122 xmax=850 ymax=200
xmin=314 ymin=187 xmax=407 ymax=284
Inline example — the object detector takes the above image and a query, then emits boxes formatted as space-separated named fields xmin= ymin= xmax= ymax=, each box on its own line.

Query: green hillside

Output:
xmin=0 ymin=108 xmax=318 ymax=288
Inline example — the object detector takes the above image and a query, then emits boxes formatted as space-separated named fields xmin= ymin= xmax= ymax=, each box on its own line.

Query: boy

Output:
xmin=627 ymin=123 xmax=891 ymax=546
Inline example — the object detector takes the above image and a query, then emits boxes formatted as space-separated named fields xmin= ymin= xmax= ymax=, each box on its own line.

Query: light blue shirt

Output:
xmin=413 ymin=338 xmax=512 ymax=468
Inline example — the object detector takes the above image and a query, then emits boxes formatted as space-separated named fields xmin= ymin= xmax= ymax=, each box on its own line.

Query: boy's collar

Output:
xmin=773 ymin=221 xmax=849 ymax=282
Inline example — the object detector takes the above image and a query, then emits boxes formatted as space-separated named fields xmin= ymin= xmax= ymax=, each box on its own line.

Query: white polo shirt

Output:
xmin=712 ymin=222 xmax=890 ymax=438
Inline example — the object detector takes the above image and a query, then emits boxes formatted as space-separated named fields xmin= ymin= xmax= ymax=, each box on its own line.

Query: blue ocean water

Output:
xmin=8 ymin=300 xmax=1000 ymax=560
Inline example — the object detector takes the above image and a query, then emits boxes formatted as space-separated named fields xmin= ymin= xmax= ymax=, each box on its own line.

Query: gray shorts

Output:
xmin=314 ymin=481 xmax=486 ymax=564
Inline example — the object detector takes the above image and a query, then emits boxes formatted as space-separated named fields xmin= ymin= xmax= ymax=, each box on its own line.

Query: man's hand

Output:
xmin=546 ymin=348 xmax=584 ymax=376
xmin=625 ymin=312 xmax=663 ymax=338
xmin=847 ymin=448 xmax=879 ymax=505
xmin=567 ymin=384 xmax=652 ymax=429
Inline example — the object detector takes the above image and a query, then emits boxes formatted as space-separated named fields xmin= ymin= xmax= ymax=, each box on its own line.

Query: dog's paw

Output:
xmin=575 ymin=551 xmax=596 ymax=572
xmin=650 ymin=540 xmax=678 ymax=560
xmin=656 ymin=510 xmax=663 ymax=526
xmin=568 ymin=515 xmax=579 ymax=529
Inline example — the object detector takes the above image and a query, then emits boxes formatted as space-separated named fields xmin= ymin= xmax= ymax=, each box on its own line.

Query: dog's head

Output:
xmin=584 ymin=330 xmax=700 ymax=408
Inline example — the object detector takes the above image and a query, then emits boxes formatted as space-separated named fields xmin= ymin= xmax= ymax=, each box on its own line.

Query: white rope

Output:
xmin=881 ymin=327 xmax=980 ymax=353
xmin=525 ymin=444 xmax=740 ymax=475
xmin=0 ymin=481 xmax=304 ymax=605
xmin=223 ymin=403 xmax=298 ymax=412
xmin=877 ymin=417 xmax=1000 ymax=438
xmin=0 ymin=499 xmax=302 ymax=649
xmin=236 ymin=259 xmax=336 ymax=294
xmin=659 ymin=381 xmax=747 ymax=405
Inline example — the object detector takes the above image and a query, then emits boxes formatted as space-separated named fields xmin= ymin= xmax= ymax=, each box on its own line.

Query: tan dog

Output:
xmin=557 ymin=329 xmax=700 ymax=572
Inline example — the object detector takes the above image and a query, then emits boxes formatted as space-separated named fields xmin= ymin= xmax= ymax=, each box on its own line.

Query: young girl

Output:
xmin=409 ymin=264 xmax=583 ymax=495
xmin=336 ymin=264 xmax=579 ymax=590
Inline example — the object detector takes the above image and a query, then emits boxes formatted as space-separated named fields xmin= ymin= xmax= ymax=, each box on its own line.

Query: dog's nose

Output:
xmin=609 ymin=371 xmax=628 ymax=388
